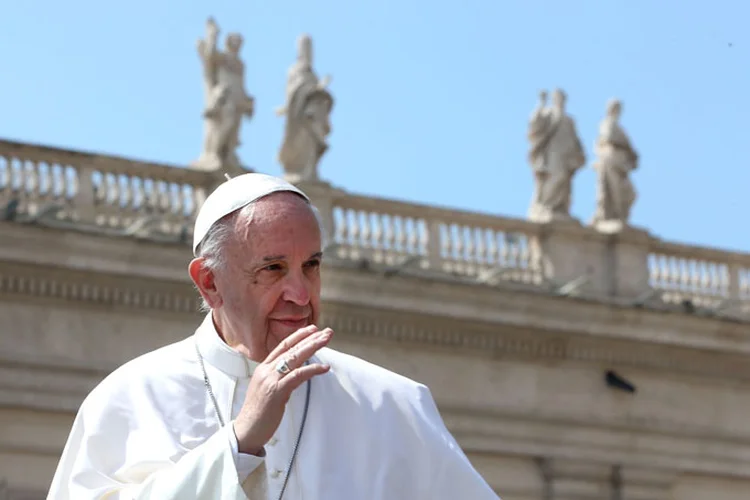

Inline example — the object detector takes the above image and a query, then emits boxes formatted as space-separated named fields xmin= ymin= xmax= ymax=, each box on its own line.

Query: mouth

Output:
xmin=271 ymin=317 xmax=310 ymax=330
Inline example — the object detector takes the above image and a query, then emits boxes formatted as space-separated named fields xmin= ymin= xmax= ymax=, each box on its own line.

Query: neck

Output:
xmin=211 ymin=310 xmax=259 ymax=361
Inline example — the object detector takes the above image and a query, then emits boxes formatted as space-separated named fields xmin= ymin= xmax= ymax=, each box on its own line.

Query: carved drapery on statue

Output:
xmin=277 ymin=34 xmax=334 ymax=183
xmin=192 ymin=17 xmax=255 ymax=175
xmin=527 ymin=89 xmax=586 ymax=223
xmin=591 ymin=99 xmax=638 ymax=231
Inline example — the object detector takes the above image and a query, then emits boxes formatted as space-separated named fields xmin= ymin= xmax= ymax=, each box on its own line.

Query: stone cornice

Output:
xmin=2 ymin=258 xmax=750 ymax=383
xmin=0 ymin=222 xmax=192 ymax=283
xmin=320 ymin=302 xmax=750 ymax=383
xmin=440 ymin=407 xmax=750 ymax=479
xmin=322 ymin=261 xmax=750 ymax=356
xmin=0 ymin=259 xmax=200 ymax=315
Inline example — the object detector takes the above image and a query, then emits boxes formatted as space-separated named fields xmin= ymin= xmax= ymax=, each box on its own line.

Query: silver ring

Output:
xmin=275 ymin=358 xmax=291 ymax=376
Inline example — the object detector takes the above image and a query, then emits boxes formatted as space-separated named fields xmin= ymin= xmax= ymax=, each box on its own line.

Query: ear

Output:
xmin=188 ymin=258 xmax=223 ymax=309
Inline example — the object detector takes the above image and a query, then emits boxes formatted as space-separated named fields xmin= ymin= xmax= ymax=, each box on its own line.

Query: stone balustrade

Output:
xmin=328 ymin=192 xmax=543 ymax=285
xmin=0 ymin=139 xmax=221 ymax=241
xmin=649 ymin=239 xmax=750 ymax=310
xmin=321 ymin=188 xmax=750 ymax=318
xmin=2 ymin=138 xmax=750 ymax=318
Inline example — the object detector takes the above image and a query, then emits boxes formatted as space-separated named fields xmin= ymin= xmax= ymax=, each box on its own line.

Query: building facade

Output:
xmin=1 ymin=138 xmax=750 ymax=499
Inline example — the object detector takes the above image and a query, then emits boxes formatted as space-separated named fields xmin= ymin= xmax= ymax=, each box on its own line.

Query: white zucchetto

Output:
xmin=192 ymin=173 xmax=309 ymax=256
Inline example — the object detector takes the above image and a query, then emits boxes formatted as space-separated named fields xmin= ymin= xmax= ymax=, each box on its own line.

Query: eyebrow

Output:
xmin=261 ymin=251 xmax=323 ymax=262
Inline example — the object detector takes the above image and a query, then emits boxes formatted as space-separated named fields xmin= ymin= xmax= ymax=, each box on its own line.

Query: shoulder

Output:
xmin=81 ymin=337 xmax=198 ymax=420
xmin=315 ymin=347 xmax=433 ymax=404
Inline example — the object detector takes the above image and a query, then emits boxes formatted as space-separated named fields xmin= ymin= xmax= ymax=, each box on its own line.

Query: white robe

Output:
xmin=47 ymin=314 xmax=500 ymax=499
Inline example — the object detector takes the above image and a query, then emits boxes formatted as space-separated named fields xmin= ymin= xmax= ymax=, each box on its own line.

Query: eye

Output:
xmin=262 ymin=263 xmax=284 ymax=272
xmin=304 ymin=259 xmax=321 ymax=269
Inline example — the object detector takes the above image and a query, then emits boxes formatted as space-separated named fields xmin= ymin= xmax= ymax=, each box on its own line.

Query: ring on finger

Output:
xmin=275 ymin=357 xmax=292 ymax=376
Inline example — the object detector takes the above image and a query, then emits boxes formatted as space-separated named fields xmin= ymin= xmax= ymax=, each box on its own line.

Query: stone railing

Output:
xmin=328 ymin=193 xmax=545 ymax=285
xmin=2 ymin=138 xmax=750 ymax=318
xmin=321 ymin=189 xmax=750 ymax=317
xmin=648 ymin=239 xmax=750 ymax=311
xmin=0 ymin=139 xmax=220 ymax=241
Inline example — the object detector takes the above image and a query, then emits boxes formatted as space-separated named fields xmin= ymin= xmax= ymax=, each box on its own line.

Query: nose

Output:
xmin=282 ymin=270 xmax=311 ymax=306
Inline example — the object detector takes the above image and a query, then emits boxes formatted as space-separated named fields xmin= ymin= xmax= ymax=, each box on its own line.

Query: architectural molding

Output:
xmin=2 ymin=258 xmax=750 ymax=385
xmin=442 ymin=408 xmax=750 ymax=479
xmin=0 ymin=260 xmax=200 ymax=315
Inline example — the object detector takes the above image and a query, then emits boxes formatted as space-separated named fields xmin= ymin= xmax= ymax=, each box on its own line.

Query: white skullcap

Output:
xmin=192 ymin=173 xmax=309 ymax=256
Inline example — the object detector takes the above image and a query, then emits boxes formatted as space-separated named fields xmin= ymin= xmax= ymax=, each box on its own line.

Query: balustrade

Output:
xmin=648 ymin=240 xmax=750 ymax=312
xmin=330 ymin=194 xmax=543 ymax=285
xmin=0 ymin=140 xmax=217 ymax=238
xmin=3 ymin=138 xmax=750 ymax=316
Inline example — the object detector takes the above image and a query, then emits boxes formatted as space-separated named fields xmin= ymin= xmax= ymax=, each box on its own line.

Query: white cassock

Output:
xmin=47 ymin=314 xmax=500 ymax=499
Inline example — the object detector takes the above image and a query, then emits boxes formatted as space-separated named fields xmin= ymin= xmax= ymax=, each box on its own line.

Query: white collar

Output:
xmin=194 ymin=313 xmax=259 ymax=379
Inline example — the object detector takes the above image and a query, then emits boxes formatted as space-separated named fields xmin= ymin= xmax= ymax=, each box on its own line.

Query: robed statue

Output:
xmin=527 ymin=89 xmax=586 ymax=222
xmin=591 ymin=99 xmax=638 ymax=229
xmin=192 ymin=17 xmax=255 ymax=173
xmin=277 ymin=34 xmax=334 ymax=183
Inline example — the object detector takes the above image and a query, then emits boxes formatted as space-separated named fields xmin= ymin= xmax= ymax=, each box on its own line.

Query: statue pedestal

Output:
xmin=530 ymin=220 xmax=652 ymax=300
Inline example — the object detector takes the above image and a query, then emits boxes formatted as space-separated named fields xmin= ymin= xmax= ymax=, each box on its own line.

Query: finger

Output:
xmin=278 ymin=363 xmax=331 ymax=394
xmin=283 ymin=328 xmax=333 ymax=370
xmin=266 ymin=325 xmax=319 ymax=363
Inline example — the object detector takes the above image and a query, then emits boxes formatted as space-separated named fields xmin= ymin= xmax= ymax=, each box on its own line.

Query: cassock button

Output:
xmin=270 ymin=469 xmax=283 ymax=479
xmin=268 ymin=437 xmax=278 ymax=446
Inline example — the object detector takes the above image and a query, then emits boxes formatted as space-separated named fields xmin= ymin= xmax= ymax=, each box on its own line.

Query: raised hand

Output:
xmin=232 ymin=325 xmax=333 ymax=455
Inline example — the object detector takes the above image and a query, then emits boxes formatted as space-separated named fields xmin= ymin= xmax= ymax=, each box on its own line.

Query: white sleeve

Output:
xmin=48 ymin=412 xmax=265 ymax=500
xmin=226 ymin=421 xmax=266 ymax=480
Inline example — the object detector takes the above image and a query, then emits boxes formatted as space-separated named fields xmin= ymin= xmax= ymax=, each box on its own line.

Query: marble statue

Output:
xmin=192 ymin=17 xmax=255 ymax=173
xmin=277 ymin=34 xmax=334 ymax=183
xmin=527 ymin=89 xmax=586 ymax=223
xmin=591 ymin=99 xmax=638 ymax=230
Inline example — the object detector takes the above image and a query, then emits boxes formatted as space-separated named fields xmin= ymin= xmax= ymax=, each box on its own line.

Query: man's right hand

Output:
xmin=233 ymin=325 xmax=333 ymax=455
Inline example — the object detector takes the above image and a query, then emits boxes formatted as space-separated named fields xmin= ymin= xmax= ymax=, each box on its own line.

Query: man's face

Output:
xmin=211 ymin=193 xmax=322 ymax=360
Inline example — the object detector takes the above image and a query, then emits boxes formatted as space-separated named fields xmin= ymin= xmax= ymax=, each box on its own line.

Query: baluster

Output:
xmin=158 ymin=180 xmax=171 ymax=214
xmin=48 ymin=164 xmax=60 ymax=201
xmin=439 ymin=224 xmax=451 ymax=272
xmin=407 ymin=218 xmax=419 ymax=255
xmin=486 ymin=229 xmax=499 ymax=267
xmin=383 ymin=215 xmax=395 ymax=262
xmin=417 ymin=220 xmax=432 ymax=267
xmin=396 ymin=216 xmax=407 ymax=258
xmin=0 ymin=156 xmax=9 ymax=198
xmin=668 ymin=256 xmax=679 ymax=291
xmin=648 ymin=255 xmax=660 ymax=288
xmin=107 ymin=173 xmax=122 ymax=226
xmin=120 ymin=175 xmax=134 ymax=225
xmin=333 ymin=208 xmax=346 ymax=244
xmin=703 ymin=263 xmax=716 ymax=296
xmin=372 ymin=212 xmax=384 ymax=250
xmin=360 ymin=211 xmax=372 ymax=249
xmin=26 ymin=161 xmax=41 ymax=213
xmin=452 ymin=225 xmax=464 ymax=274
xmin=349 ymin=210 xmax=361 ymax=248
xmin=694 ymin=262 xmax=704 ymax=295
xmin=461 ymin=226 xmax=474 ymax=275
xmin=37 ymin=162 xmax=50 ymax=202
xmin=61 ymin=165 xmax=76 ymax=218
xmin=180 ymin=185 xmax=193 ymax=221
xmin=475 ymin=228 xmax=487 ymax=267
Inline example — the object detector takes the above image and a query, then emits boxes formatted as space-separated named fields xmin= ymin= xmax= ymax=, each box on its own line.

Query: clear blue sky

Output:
xmin=2 ymin=1 xmax=748 ymax=251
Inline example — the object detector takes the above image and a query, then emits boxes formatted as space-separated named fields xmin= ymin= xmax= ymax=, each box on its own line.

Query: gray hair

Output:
xmin=195 ymin=198 xmax=327 ymax=312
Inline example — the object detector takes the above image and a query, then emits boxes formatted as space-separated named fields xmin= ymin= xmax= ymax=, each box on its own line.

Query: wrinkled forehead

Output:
xmin=252 ymin=192 xmax=314 ymax=221
xmin=234 ymin=192 xmax=320 ymax=243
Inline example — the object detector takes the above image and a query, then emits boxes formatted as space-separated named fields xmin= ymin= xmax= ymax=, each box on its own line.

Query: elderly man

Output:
xmin=47 ymin=173 xmax=499 ymax=499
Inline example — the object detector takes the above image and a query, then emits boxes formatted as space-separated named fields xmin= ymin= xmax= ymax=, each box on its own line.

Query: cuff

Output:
xmin=226 ymin=422 xmax=265 ymax=481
